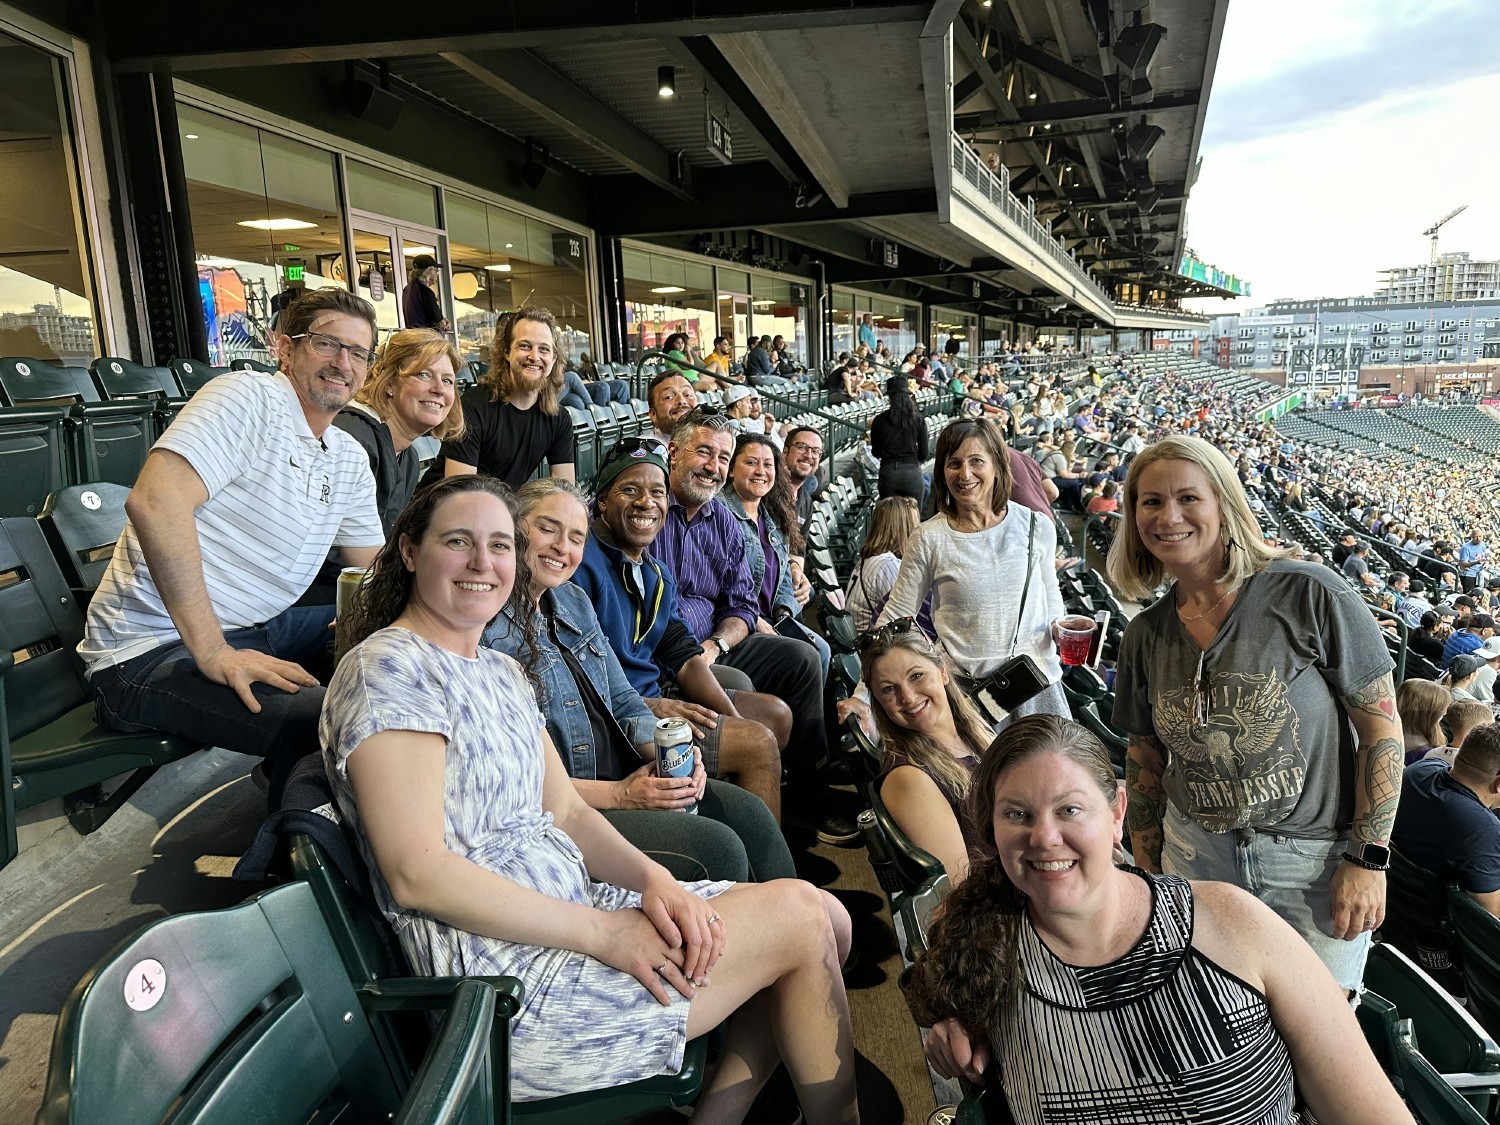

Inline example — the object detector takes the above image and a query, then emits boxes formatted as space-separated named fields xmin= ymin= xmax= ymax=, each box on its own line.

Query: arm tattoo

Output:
xmin=1343 ymin=673 xmax=1397 ymax=723
xmin=1126 ymin=735 xmax=1167 ymax=868
xmin=1352 ymin=736 xmax=1403 ymax=846
xmin=1343 ymin=672 xmax=1403 ymax=846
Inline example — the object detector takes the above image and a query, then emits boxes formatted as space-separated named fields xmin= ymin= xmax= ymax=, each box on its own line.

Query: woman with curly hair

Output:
xmin=321 ymin=474 xmax=859 ymax=1117
xmin=906 ymin=714 xmax=1410 ymax=1125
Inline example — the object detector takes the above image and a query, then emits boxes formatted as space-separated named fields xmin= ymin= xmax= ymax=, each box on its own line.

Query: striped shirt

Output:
xmin=79 ymin=370 xmax=383 ymax=672
xmin=650 ymin=494 xmax=757 ymax=642
xmin=997 ymin=872 xmax=1295 ymax=1125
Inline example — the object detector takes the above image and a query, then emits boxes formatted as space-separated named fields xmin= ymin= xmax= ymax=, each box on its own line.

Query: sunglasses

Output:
xmin=606 ymin=436 xmax=667 ymax=461
xmin=857 ymin=616 xmax=923 ymax=654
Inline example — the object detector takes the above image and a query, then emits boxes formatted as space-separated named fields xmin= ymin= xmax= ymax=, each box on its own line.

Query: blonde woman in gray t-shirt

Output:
xmin=878 ymin=419 xmax=1070 ymax=723
xmin=1107 ymin=435 xmax=1403 ymax=993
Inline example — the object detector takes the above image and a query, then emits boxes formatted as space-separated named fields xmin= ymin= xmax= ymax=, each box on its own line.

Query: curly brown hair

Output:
xmin=904 ymin=714 xmax=1120 ymax=1045
xmin=343 ymin=475 xmax=541 ymax=690
xmin=730 ymin=432 xmax=804 ymax=557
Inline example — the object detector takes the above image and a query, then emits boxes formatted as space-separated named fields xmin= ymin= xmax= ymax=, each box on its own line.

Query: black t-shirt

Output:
xmin=870 ymin=406 xmax=927 ymax=463
xmin=429 ymin=387 xmax=572 ymax=488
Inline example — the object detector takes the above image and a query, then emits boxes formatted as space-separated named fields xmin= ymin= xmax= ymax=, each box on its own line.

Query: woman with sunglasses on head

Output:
xmin=878 ymin=418 xmax=1071 ymax=724
xmin=908 ymin=714 xmax=1412 ymax=1125
xmin=857 ymin=622 xmax=995 ymax=882
xmin=1106 ymin=435 xmax=1403 ymax=995
xmin=481 ymin=477 xmax=795 ymax=885
xmin=321 ymin=475 xmax=859 ymax=1119
xmin=720 ymin=433 xmax=832 ymax=678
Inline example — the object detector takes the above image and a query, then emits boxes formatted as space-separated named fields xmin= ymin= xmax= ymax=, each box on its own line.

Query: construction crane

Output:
xmin=1423 ymin=205 xmax=1467 ymax=264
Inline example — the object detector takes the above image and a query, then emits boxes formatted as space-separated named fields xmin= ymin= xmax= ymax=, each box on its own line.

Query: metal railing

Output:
xmin=949 ymin=134 xmax=1113 ymax=311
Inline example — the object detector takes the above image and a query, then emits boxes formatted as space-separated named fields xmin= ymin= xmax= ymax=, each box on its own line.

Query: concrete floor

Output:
xmin=0 ymin=753 xmax=934 ymax=1124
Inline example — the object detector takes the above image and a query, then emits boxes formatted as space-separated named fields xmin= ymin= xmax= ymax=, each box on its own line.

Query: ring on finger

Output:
xmin=656 ymin=960 xmax=669 ymax=974
xmin=706 ymin=915 xmax=720 ymax=926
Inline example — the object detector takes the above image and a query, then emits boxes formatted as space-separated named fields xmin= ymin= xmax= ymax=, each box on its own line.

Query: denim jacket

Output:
xmin=481 ymin=582 xmax=657 ymax=781
xmin=719 ymin=488 xmax=799 ymax=620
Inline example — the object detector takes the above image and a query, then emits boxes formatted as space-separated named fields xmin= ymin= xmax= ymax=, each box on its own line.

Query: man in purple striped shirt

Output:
xmin=654 ymin=410 xmax=849 ymax=839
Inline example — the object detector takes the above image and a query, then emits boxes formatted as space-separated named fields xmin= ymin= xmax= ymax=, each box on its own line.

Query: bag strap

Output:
xmin=1007 ymin=510 xmax=1038 ymax=658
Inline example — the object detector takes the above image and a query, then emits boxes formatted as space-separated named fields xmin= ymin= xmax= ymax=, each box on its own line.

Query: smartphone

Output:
xmin=1087 ymin=610 xmax=1111 ymax=668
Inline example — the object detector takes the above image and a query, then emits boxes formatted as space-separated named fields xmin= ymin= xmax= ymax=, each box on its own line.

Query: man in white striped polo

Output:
xmin=79 ymin=288 xmax=386 ymax=808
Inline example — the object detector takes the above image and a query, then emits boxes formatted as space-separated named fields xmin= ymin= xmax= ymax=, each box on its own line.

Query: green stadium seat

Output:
xmin=1357 ymin=988 xmax=1490 ymax=1125
xmin=610 ymin=400 xmax=637 ymax=440
xmin=0 ymin=517 xmax=201 ymax=871
xmin=228 ymin=357 xmax=278 ymax=372
xmin=1382 ymin=849 xmax=1463 ymax=997
xmin=166 ymin=358 xmax=229 ymax=396
xmin=566 ymin=407 xmax=598 ymax=488
xmin=36 ymin=881 xmax=500 ymax=1125
xmin=1365 ymin=943 xmax=1500 ymax=1116
xmin=37 ymin=482 xmax=130 ymax=603
xmin=1448 ymin=888 xmax=1500 ymax=1039
xmin=89 ymin=357 xmax=177 ymax=403
xmin=286 ymin=833 xmax=707 ymax=1124
xmin=846 ymin=717 xmax=945 ymax=909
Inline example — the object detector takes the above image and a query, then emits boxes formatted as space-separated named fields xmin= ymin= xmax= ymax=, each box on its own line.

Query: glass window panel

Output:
xmin=716 ymin=268 xmax=749 ymax=296
xmin=524 ymin=215 xmax=591 ymax=363
xmin=622 ymin=248 xmax=714 ymax=365
xmin=178 ymin=103 xmax=341 ymax=366
xmin=347 ymin=160 xmax=437 ymax=227
xmin=0 ymin=32 xmax=99 ymax=364
xmin=750 ymin=273 xmax=809 ymax=366
xmin=445 ymin=194 xmax=494 ymax=362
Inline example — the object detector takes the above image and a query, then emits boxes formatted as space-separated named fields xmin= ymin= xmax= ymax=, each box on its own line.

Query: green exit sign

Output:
xmin=282 ymin=244 xmax=300 ymax=252
xmin=285 ymin=264 xmax=305 ymax=282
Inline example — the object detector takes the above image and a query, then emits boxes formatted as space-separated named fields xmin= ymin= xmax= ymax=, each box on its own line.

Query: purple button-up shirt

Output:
xmin=651 ymin=493 xmax=758 ymax=642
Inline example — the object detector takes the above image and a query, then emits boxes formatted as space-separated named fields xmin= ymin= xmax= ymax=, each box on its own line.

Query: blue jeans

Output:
xmin=89 ymin=604 xmax=335 ymax=808
xmin=1162 ymin=801 xmax=1371 ymax=990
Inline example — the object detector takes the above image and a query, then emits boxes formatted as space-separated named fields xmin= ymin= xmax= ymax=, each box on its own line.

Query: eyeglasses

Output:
xmin=857 ymin=616 xmax=922 ymax=654
xmin=788 ymin=440 xmax=823 ymax=455
xmin=403 ymin=368 xmax=457 ymax=390
xmin=291 ymin=331 xmax=375 ymax=370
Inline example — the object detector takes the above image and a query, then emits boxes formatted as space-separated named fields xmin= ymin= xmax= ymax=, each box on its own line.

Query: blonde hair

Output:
xmin=1105 ymin=435 xmax=1291 ymax=601
xmin=356 ymin=328 xmax=466 ymax=443
xmin=1397 ymin=678 xmax=1450 ymax=750
xmin=861 ymin=496 xmax=920 ymax=560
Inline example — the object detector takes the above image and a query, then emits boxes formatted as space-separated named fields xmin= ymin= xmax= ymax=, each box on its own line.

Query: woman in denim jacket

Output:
xmin=484 ymin=478 xmax=793 ymax=883
xmin=720 ymin=433 xmax=833 ymax=679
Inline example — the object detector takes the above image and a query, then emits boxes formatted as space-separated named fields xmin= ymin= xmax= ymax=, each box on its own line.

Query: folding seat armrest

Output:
xmin=392 ymin=978 xmax=497 ymax=1125
xmin=359 ymin=974 xmax=525 ymax=1020
xmin=1442 ymin=1072 xmax=1500 ymax=1092
xmin=0 ymin=649 xmax=12 ymax=678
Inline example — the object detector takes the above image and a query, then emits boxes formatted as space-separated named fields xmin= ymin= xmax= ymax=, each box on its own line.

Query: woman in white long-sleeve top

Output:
xmin=877 ymin=418 xmax=1070 ymax=724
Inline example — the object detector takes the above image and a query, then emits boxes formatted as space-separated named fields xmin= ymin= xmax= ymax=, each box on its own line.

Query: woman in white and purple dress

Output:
xmin=320 ymin=475 xmax=858 ymax=1121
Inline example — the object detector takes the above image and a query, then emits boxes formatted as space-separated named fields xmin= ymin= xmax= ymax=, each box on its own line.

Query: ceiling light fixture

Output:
xmin=237 ymin=218 xmax=317 ymax=231
xmin=184 ymin=133 xmax=199 ymax=140
xmin=402 ymin=245 xmax=437 ymax=256
xmin=650 ymin=285 xmax=686 ymax=294
xmin=485 ymin=263 xmax=514 ymax=272
xmin=658 ymin=65 xmax=676 ymax=98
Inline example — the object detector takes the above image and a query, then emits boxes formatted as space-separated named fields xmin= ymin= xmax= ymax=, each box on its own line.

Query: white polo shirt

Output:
xmin=80 ymin=370 xmax=384 ymax=672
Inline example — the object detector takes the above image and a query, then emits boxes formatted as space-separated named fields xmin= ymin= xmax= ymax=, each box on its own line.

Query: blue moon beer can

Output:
xmin=653 ymin=718 xmax=698 ymax=815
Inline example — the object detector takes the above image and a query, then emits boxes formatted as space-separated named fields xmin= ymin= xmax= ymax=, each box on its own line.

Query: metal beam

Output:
xmin=105 ymin=0 xmax=931 ymax=71
xmin=444 ymin=50 xmax=694 ymax=201
xmin=594 ymin=163 xmax=935 ymax=237
xmin=955 ymin=89 xmax=1201 ymax=131
xmin=702 ymin=32 xmax=851 ymax=208
xmin=1008 ymin=38 xmax=1107 ymax=99
xmin=666 ymin=37 xmax=805 ymax=186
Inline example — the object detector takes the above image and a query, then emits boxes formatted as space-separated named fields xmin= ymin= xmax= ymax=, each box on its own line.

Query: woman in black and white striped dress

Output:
xmin=906 ymin=715 xmax=1410 ymax=1125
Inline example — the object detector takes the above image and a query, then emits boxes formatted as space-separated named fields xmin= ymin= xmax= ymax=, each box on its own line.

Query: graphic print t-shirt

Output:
xmin=1112 ymin=560 xmax=1393 ymax=838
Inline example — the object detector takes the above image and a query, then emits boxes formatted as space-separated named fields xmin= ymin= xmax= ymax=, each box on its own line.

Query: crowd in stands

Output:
xmin=60 ymin=283 xmax=1500 ymax=1122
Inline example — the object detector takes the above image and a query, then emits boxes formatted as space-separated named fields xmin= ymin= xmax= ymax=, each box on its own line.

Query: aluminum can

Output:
xmin=653 ymin=717 xmax=698 ymax=815
xmin=333 ymin=567 xmax=370 ymax=665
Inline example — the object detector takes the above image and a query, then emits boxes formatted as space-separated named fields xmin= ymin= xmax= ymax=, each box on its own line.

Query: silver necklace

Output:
xmin=1176 ymin=583 xmax=1235 ymax=622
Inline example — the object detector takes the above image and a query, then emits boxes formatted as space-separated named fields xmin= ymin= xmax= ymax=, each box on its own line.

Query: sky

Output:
xmin=1181 ymin=0 xmax=1500 ymax=314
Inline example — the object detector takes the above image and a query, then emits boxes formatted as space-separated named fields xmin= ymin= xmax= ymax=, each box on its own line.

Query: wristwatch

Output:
xmin=1342 ymin=842 xmax=1391 ymax=871
xmin=712 ymin=637 xmax=730 ymax=657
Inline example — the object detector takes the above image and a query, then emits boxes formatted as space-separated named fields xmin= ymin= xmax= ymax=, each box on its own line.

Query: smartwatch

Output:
xmin=712 ymin=637 xmax=730 ymax=657
xmin=1342 ymin=843 xmax=1391 ymax=871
